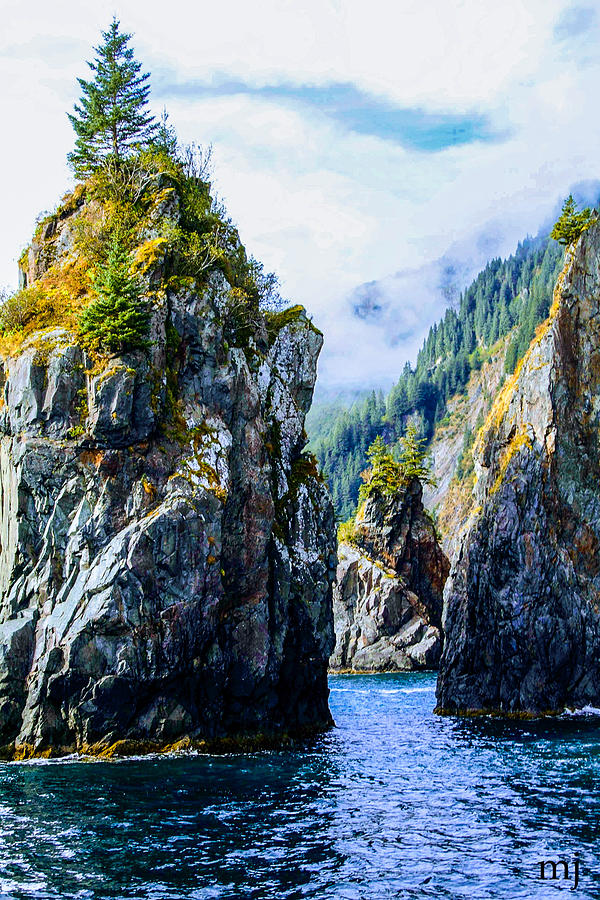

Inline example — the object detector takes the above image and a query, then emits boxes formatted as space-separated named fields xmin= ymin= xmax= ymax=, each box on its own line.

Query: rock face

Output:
xmin=422 ymin=342 xmax=508 ymax=559
xmin=330 ymin=479 xmax=449 ymax=671
xmin=437 ymin=222 xmax=600 ymax=715
xmin=0 ymin=191 xmax=336 ymax=757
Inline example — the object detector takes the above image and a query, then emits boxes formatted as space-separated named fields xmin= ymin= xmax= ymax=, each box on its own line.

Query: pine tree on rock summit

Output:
xmin=68 ymin=17 xmax=157 ymax=179
xmin=551 ymin=194 xmax=596 ymax=247
xmin=398 ymin=423 xmax=436 ymax=487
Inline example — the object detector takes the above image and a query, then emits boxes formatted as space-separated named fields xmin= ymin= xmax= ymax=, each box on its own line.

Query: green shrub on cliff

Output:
xmin=78 ymin=240 xmax=149 ymax=354
xmin=358 ymin=436 xmax=404 ymax=501
xmin=398 ymin=423 xmax=436 ymax=487
xmin=551 ymin=194 xmax=595 ymax=247
xmin=337 ymin=516 xmax=358 ymax=545
xmin=358 ymin=429 xmax=435 ymax=503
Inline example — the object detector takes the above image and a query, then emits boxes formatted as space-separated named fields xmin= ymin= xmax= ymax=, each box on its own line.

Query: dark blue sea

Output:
xmin=1 ymin=671 xmax=599 ymax=899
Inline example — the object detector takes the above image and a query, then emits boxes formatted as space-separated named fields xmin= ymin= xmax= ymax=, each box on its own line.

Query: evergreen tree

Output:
xmin=68 ymin=18 xmax=157 ymax=178
xmin=358 ymin=436 xmax=403 ymax=502
xmin=551 ymin=194 xmax=595 ymax=246
xmin=154 ymin=107 xmax=179 ymax=157
xmin=398 ymin=423 xmax=436 ymax=487
xmin=79 ymin=240 xmax=150 ymax=354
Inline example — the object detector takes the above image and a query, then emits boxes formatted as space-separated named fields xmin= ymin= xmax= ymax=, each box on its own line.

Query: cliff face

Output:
xmin=330 ymin=479 xmax=449 ymax=671
xmin=422 ymin=342 xmax=508 ymax=558
xmin=437 ymin=223 xmax=600 ymax=715
xmin=0 ymin=183 xmax=336 ymax=757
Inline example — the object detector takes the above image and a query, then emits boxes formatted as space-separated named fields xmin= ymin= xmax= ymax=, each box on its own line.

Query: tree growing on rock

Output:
xmin=551 ymin=194 xmax=595 ymax=247
xmin=359 ymin=428 xmax=435 ymax=503
xmin=68 ymin=17 xmax=157 ymax=179
xmin=359 ymin=435 xmax=403 ymax=501
xmin=398 ymin=423 xmax=436 ymax=487
xmin=78 ymin=240 xmax=150 ymax=354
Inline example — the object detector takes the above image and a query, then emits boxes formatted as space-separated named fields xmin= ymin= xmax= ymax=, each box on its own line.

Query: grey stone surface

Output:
xmin=330 ymin=480 xmax=448 ymax=672
xmin=0 ymin=205 xmax=336 ymax=756
xmin=437 ymin=222 xmax=600 ymax=715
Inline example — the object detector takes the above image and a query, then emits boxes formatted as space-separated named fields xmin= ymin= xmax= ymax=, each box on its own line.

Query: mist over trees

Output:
xmin=311 ymin=234 xmax=564 ymax=519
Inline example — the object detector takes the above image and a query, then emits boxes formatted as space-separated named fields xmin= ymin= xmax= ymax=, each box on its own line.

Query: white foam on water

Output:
xmin=562 ymin=705 xmax=600 ymax=717
xmin=329 ymin=686 xmax=435 ymax=695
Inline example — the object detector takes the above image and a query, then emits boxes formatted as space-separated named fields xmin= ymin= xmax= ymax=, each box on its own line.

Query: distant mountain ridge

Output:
xmin=309 ymin=231 xmax=564 ymax=520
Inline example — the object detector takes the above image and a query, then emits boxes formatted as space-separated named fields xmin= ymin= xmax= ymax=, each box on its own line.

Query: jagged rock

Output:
xmin=437 ymin=222 xmax=600 ymax=715
xmin=330 ymin=480 xmax=449 ymax=671
xmin=87 ymin=354 xmax=155 ymax=446
xmin=0 ymin=189 xmax=337 ymax=757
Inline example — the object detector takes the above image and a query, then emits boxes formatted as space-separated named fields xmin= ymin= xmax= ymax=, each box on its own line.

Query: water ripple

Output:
xmin=0 ymin=672 xmax=599 ymax=898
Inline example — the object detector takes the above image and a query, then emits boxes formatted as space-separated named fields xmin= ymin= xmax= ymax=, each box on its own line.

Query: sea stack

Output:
xmin=0 ymin=169 xmax=337 ymax=758
xmin=330 ymin=478 xmax=449 ymax=671
xmin=437 ymin=222 xmax=600 ymax=715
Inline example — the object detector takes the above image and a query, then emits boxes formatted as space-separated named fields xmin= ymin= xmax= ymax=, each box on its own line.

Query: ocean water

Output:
xmin=1 ymin=671 xmax=599 ymax=899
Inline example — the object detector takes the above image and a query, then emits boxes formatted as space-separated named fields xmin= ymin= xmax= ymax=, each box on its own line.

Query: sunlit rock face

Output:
xmin=0 ymin=192 xmax=336 ymax=758
xmin=438 ymin=222 xmax=600 ymax=715
xmin=330 ymin=480 xmax=449 ymax=672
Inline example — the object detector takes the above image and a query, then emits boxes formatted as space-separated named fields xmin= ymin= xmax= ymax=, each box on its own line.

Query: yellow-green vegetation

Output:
xmin=265 ymin=304 xmax=320 ymax=346
xmin=0 ymin=256 xmax=92 ymax=357
xmin=174 ymin=422 xmax=228 ymax=503
xmin=132 ymin=237 xmax=168 ymax=274
xmin=489 ymin=426 xmax=533 ymax=495
xmin=0 ymin=148 xmax=288 ymax=366
xmin=0 ymin=16 xmax=293 ymax=377
xmin=551 ymin=194 xmax=596 ymax=247
xmin=359 ymin=428 xmax=435 ymax=504
xmin=474 ymin=265 xmax=565 ymax=457
xmin=337 ymin=516 xmax=358 ymax=545
xmin=438 ymin=472 xmax=476 ymax=539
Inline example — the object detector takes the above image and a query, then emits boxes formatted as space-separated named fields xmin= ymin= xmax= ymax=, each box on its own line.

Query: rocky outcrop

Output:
xmin=0 ymin=186 xmax=336 ymax=758
xmin=330 ymin=479 xmax=449 ymax=671
xmin=422 ymin=342 xmax=508 ymax=559
xmin=437 ymin=222 xmax=600 ymax=715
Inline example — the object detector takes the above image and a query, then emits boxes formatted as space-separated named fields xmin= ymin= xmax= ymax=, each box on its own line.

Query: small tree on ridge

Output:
xmin=551 ymin=194 xmax=595 ymax=247
xmin=68 ymin=17 xmax=157 ymax=179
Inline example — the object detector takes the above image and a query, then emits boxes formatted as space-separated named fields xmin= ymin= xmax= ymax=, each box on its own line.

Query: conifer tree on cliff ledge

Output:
xmin=68 ymin=17 xmax=157 ymax=179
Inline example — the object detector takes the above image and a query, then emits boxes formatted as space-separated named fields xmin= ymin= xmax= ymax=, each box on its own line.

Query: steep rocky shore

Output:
xmin=0 ymin=176 xmax=336 ymax=758
xmin=330 ymin=479 xmax=448 ymax=671
xmin=437 ymin=223 xmax=600 ymax=715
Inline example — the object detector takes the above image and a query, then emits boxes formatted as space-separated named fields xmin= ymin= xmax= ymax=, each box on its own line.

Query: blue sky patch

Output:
xmin=155 ymin=75 xmax=504 ymax=153
xmin=554 ymin=5 xmax=597 ymax=41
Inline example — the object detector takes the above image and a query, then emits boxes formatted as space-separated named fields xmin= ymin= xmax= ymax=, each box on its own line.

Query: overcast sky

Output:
xmin=2 ymin=0 xmax=600 ymax=387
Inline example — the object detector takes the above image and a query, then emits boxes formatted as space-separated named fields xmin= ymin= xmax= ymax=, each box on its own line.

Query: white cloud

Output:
xmin=1 ymin=0 xmax=599 ymax=387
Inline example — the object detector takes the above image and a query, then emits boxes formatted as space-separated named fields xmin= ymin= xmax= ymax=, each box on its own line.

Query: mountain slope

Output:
xmin=310 ymin=234 xmax=564 ymax=521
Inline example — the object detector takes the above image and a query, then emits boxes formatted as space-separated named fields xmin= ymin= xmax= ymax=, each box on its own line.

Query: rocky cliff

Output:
xmin=0 ymin=169 xmax=336 ymax=758
xmin=437 ymin=222 xmax=600 ymax=715
xmin=330 ymin=479 xmax=449 ymax=671
xmin=422 ymin=341 xmax=508 ymax=558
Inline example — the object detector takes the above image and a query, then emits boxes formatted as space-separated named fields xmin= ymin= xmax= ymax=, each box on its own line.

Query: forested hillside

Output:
xmin=310 ymin=233 xmax=564 ymax=518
